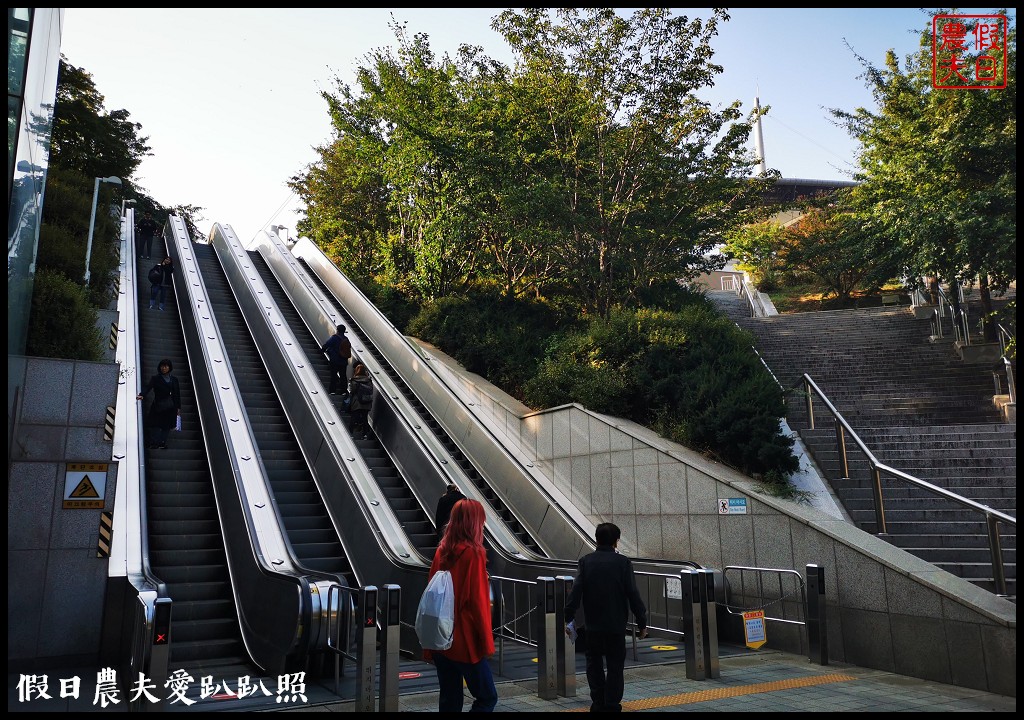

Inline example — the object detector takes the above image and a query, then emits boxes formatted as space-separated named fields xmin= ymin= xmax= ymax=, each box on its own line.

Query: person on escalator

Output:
xmin=147 ymin=256 xmax=174 ymax=311
xmin=435 ymin=482 xmax=466 ymax=541
xmin=136 ymin=210 xmax=159 ymax=259
xmin=136 ymin=358 xmax=181 ymax=449
xmin=320 ymin=324 xmax=351 ymax=396
xmin=348 ymin=360 xmax=373 ymax=439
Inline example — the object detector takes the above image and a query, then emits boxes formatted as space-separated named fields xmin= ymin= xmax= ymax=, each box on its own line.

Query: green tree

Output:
xmin=492 ymin=8 xmax=770 ymax=317
xmin=831 ymin=11 xmax=1016 ymax=337
xmin=31 ymin=57 xmax=155 ymax=357
xmin=722 ymin=221 xmax=789 ymax=288
xmin=49 ymin=57 xmax=150 ymax=180
xmin=779 ymin=199 xmax=899 ymax=303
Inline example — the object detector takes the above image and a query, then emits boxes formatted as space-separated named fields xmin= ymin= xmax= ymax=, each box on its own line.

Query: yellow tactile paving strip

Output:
xmin=565 ymin=672 xmax=858 ymax=711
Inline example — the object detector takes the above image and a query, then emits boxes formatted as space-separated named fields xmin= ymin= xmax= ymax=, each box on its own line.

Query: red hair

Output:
xmin=437 ymin=498 xmax=485 ymax=566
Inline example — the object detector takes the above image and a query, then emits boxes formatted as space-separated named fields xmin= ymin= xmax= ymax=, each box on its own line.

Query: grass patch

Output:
xmin=767 ymin=283 xmax=907 ymax=314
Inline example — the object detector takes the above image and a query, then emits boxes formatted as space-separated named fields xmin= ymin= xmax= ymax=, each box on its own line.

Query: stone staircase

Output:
xmin=711 ymin=295 xmax=1016 ymax=598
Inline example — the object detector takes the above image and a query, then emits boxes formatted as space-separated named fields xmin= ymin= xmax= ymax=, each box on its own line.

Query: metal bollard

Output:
xmin=805 ymin=565 xmax=829 ymax=665
xmin=534 ymin=577 xmax=558 ymax=699
xmin=698 ymin=569 xmax=720 ymax=679
xmin=554 ymin=576 xmax=576 ymax=697
xmin=680 ymin=568 xmax=706 ymax=680
xmin=378 ymin=584 xmax=401 ymax=711
xmin=355 ymin=586 xmax=378 ymax=711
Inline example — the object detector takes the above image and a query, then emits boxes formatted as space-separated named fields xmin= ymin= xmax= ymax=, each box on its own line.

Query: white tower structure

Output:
xmin=753 ymin=93 xmax=767 ymax=176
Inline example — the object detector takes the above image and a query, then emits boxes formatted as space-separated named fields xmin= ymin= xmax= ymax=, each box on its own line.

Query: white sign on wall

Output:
xmin=717 ymin=497 xmax=747 ymax=515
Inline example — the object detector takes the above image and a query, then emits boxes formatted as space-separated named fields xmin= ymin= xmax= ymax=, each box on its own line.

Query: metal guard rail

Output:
xmin=932 ymin=282 xmax=971 ymax=346
xmin=995 ymin=323 xmax=1016 ymax=405
xmin=796 ymin=373 xmax=1016 ymax=597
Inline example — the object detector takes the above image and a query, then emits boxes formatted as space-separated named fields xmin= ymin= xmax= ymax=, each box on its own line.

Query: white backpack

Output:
xmin=415 ymin=569 xmax=456 ymax=651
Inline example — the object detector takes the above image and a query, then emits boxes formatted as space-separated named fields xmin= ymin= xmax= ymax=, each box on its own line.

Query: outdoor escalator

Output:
xmin=294 ymin=256 xmax=544 ymax=557
xmin=249 ymin=251 xmax=439 ymax=558
xmin=135 ymin=249 xmax=250 ymax=678
xmin=192 ymin=243 xmax=356 ymax=582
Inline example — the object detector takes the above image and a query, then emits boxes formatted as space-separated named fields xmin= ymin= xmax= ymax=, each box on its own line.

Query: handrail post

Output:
xmin=354 ymin=585 xmax=378 ymax=711
xmin=985 ymin=516 xmax=1008 ymax=597
xmin=146 ymin=597 xmax=171 ymax=710
xmin=698 ymin=569 xmax=720 ymax=679
xmin=805 ymin=565 xmax=828 ymax=665
xmin=378 ymin=584 xmax=401 ymax=712
xmin=554 ymin=576 xmax=576 ymax=697
xmin=535 ymin=577 xmax=558 ymax=699
xmin=495 ymin=576 xmax=506 ymax=676
xmin=834 ymin=418 xmax=849 ymax=478
xmin=680 ymin=568 xmax=707 ymax=680
xmin=1005 ymin=358 xmax=1016 ymax=405
xmin=870 ymin=466 xmax=887 ymax=535
xmin=804 ymin=377 xmax=815 ymax=429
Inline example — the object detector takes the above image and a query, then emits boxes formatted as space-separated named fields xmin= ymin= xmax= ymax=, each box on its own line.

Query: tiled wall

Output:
xmin=8 ymin=357 xmax=119 ymax=668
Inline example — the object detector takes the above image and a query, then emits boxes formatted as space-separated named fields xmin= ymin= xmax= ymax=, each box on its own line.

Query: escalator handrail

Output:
xmin=108 ymin=208 xmax=169 ymax=687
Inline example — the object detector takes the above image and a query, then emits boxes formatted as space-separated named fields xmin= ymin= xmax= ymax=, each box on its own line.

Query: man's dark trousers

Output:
xmin=583 ymin=629 xmax=627 ymax=712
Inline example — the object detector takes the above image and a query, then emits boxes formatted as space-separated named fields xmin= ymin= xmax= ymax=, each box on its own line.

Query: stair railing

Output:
xmin=737 ymin=275 xmax=769 ymax=318
xmin=933 ymin=283 xmax=972 ymax=346
xmin=796 ymin=373 xmax=1016 ymax=597
xmin=993 ymin=324 xmax=1016 ymax=405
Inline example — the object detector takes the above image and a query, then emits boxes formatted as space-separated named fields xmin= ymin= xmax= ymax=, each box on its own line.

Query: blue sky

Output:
xmin=59 ymin=8 xmax=1013 ymax=243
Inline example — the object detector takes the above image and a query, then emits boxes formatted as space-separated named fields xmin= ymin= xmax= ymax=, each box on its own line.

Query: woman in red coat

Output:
xmin=423 ymin=498 xmax=497 ymax=712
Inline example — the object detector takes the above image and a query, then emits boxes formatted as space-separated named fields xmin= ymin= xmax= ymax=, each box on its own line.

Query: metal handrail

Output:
xmin=795 ymin=373 xmax=1016 ymax=596
xmin=736 ymin=276 xmax=757 ymax=317
xmin=994 ymin=323 xmax=1016 ymax=405
xmin=934 ymin=282 xmax=971 ymax=345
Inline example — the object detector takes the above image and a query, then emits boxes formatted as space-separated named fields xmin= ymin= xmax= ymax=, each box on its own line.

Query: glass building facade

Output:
xmin=8 ymin=8 xmax=64 ymax=358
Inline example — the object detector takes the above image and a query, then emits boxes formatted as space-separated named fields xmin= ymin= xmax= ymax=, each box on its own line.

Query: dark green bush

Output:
xmin=524 ymin=304 xmax=798 ymax=478
xmin=360 ymin=277 xmax=421 ymax=333
xmin=407 ymin=289 xmax=567 ymax=397
xmin=26 ymin=268 xmax=104 ymax=361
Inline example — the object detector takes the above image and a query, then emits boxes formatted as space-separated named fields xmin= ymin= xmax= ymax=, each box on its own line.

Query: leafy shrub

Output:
xmin=525 ymin=304 xmax=798 ymax=478
xmin=26 ymin=268 xmax=104 ymax=361
xmin=360 ymin=277 xmax=421 ymax=333
xmin=407 ymin=289 xmax=567 ymax=397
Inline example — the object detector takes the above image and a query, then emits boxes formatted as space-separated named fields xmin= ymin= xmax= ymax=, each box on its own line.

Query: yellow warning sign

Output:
xmin=743 ymin=610 xmax=767 ymax=649
xmin=64 ymin=463 xmax=107 ymax=509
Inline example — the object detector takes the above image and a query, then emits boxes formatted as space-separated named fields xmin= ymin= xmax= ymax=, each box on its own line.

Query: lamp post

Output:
xmin=121 ymin=198 xmax=136 ymax=216
xmin=270 ymin=224 xmax=288 ymax=242
xmin=85 ymin=175 xmax=122 ymax=284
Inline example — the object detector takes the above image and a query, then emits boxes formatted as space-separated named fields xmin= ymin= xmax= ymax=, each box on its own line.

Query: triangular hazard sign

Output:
xmin=71 ymin=476 xmax=101 ymax=498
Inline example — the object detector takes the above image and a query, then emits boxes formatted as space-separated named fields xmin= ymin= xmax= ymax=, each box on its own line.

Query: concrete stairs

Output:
xmin=722 ymin=302 xmax=1016 ymax=598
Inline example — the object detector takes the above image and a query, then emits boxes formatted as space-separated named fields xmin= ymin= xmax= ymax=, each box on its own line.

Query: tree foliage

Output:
xmin=492 ymin=8 xmax=771 ymax=317
xmin=50 ymin=57 xmax=151 ymax=181
xmin=32 ymin=57 xmax=159 ymax=357
xmin=830 ymin=11 xmax=1016 ymax=325
xmin=297 ymin=9 xmax=771 ymax=313
xmin=291 ymin=9 xmax=801 ymax=481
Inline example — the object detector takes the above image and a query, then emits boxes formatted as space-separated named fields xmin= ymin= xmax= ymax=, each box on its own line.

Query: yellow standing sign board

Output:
xmin=743 ymin=610 xmax=767 ymax=649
